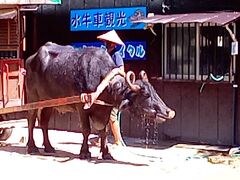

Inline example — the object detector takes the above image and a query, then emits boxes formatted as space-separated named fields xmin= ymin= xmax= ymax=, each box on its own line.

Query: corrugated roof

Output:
xmin=132 ymin=11 xmax=240 ymax=26
xmin=0 ymin=0 xmax=61 ymax=4
xmin=0 ymin=9 xmax=17 ymax=19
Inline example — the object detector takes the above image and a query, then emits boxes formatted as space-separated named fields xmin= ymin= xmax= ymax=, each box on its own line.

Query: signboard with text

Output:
xmin=70 ymin=6 xmax=147 ymax=31
xmin=72 ymin=41 xmax=147 ymax=61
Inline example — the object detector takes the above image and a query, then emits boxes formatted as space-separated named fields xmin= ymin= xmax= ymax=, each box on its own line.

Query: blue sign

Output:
xmin=72 ymin=41 xmax=147 ymax=61
xmin=70 ymin=7 xmax=147 ymax=31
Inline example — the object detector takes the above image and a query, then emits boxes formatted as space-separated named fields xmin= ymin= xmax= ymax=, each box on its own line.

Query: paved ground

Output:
xmin=1 ymin=119 xmax=240 ymax=180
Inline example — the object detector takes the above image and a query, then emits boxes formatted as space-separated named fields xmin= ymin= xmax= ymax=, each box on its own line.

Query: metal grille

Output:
xmin=199 ymin=23 xmax=232 ymax=82
xmin=162 ymin=23 xmax=233 ymax=82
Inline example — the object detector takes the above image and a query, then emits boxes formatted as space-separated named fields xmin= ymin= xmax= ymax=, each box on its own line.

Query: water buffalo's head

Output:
xmin=119 ymin=71 xmax=175 ymax=123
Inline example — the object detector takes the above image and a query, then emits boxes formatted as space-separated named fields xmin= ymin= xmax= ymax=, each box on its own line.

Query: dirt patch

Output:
xmin=1 ymin=120 xmax=240 ymax=180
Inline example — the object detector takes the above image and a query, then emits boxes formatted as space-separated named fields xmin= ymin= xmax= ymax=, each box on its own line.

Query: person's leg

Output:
xmin=109 ymin=108 xmax=122 ymax=145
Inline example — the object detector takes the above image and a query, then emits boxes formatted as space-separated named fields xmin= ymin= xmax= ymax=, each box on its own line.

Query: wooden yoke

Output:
xmin=0 ymin=95 xmax=114 ymax=115
xmin=0 ymin=96 xmax=82 ymax=115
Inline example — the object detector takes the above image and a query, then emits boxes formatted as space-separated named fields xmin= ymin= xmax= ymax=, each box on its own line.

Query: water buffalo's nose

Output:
xmin=167 ymin=109 xmax=175 ymax=119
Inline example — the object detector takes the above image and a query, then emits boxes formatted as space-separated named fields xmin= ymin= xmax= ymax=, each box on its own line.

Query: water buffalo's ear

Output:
xmin=119 ymin=99 xmax=131 ymax=111
xmin=111 ymin=81 xmax=122 ymax=94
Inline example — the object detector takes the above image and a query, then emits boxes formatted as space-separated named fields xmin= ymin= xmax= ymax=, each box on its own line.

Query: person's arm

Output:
xmin=81 ymin=67 xmax=125 ymax=109
xmin=95 ymin=67 xmax=125 ymax=94
xmin=113 ymin=51 xmax=125 ymax=76
xmin=118 ymin=65 xmax=125 ymax=77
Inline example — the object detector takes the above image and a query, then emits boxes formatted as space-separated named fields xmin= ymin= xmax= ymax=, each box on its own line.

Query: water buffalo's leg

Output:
xmin=80 ymin=129 xmax=91 ymax=159
xmin=27 ymin=109 xmax=39 ymax=154
xmin=78 ymin=107 xmax=91 ymax=159
xmin=40 ymin=107 xmax=55 ymax=153
xmin=100 ymin=129 xmax=114 ymax=160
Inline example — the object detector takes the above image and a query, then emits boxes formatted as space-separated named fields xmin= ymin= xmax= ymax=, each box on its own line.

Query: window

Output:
xmin=162 ymin=22 xmax=234 ymax=82
xmin=199 ymin=24 xmax=231 ymax=81
xmin=0 ymin=18 xmax=19 ymax=58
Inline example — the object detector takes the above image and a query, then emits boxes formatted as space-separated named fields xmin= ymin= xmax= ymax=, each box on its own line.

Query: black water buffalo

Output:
xmin=25 ymin=42 xmax=175 ymax=159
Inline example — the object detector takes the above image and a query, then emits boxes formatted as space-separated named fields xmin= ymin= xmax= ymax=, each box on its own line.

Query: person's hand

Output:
xmin=80 ymin=91 xmax=100 ymax=109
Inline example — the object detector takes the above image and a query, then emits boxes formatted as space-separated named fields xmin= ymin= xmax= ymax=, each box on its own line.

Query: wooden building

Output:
xmin=0 ymin=1 xmax=61 ymax=118
xmin=0 ymin=5 xmax=27 ymax=109
xmin=14 ymin=0 xmax=240 ymax=146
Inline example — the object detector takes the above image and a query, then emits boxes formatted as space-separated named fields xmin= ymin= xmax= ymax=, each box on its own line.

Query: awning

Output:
xmin=132 ymin=11 xmax=240 ymax=26
xmin=0 ymin=0 xmax=61 ymax=4
xmin=0 ymin=9 xmax=17 ymax=19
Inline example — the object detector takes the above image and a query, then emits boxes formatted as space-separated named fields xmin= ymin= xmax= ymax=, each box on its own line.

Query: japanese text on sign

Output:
xmin=72 ymin=41 xmax=147 ymax=61
xmin=70 ymin=7 xmax=147 ymax=31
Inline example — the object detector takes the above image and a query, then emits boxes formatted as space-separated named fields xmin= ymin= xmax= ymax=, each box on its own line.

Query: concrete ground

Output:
xmin=0 ymin=119 xmax=240 ymax=180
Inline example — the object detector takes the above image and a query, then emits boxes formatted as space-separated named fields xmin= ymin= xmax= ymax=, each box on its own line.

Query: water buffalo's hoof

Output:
xmin=102 ymin=153 xmax=114 ymax=160
xmin=44 ymin=146 xmax=56 ymax=153
xmin=79 ymin=152 xmax=91 ymax=160
xmin=27 ymin=146 xmax=40 ymax=154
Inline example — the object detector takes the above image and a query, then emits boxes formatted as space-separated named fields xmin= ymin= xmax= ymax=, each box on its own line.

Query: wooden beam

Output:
xmin=0 ymin=96 xmax=83 ymax=115
xmin=225 ymin=24 xmax=237 ymax=42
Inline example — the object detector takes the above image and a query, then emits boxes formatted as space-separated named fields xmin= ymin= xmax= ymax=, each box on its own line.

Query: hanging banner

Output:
xmin=72 ymin=41 xmax=147 ymax=61
xmin=70 ymin=6 xmax=147 ymax=31
xmin=0 ymin=0 xmax=61 ymax=4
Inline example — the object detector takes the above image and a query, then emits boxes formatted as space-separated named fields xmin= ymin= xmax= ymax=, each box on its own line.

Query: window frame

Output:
xmin=162 ymin=22 xmax=236 ymax=82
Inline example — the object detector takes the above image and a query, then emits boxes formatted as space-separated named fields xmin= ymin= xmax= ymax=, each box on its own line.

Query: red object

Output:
xmin=0 ymin=58 xmax=25 ymax=107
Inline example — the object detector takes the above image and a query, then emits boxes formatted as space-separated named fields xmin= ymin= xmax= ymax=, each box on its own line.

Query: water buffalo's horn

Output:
xmin=126 ymin=71 xmax=141 ymax=91
xmin=139 ymin=70 xmax=148 ymax=81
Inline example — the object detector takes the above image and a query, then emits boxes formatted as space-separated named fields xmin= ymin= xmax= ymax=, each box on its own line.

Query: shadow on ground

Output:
xmin=0 ymin=141 xmax=150 ymax=166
